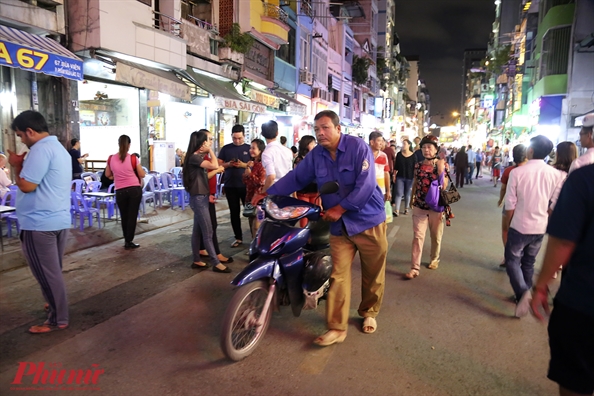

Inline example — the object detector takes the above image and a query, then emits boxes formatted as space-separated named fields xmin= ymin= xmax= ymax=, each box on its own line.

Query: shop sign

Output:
xmin=384 ymin=98 xmax=393 ymax=119
xmin=215 ymin=97 xmax=266 ymax=113
xmin=0 ymin=40 xmax=83 ymax=81
xmin=245 ymin=41 xmax=272 ymax=81
xmin=248 ymin=90 xmax=280 ymax=108
xmin=115 ymin=62 xmax=190 ymax=101
xmin=374 ymin=98 xmax=383 ymax=118
xmin=287 ymin=102 xmax=307 ymax=117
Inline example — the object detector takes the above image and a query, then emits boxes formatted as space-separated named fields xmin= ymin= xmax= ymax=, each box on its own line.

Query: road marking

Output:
xmin=298 ymin=347 xmax=335 ymax=374
xmin=388 ymin=225 xmax=400 ymax=250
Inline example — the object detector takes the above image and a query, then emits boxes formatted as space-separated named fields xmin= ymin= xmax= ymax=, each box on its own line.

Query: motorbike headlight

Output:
xmin=265 ymin=199 xmax=309 ymax=220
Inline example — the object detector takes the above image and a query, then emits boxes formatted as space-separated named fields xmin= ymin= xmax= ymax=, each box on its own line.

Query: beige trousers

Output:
xmin=411 ymin=206 xmax=445 ymax=270
xmin=327 ymin=222 xmax=388 ymax=331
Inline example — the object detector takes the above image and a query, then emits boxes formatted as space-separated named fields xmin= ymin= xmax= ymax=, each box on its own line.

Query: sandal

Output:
xmin=428 ymin=261 xmax=439 ymax=270
xmin=404 ymin=269 xmax=419 ymax=279
xmin=29 ymin=324 xmax=68 ymax=334
xmin=362 ymin=317 xmax=377 ymax=334
xmin=313 ymin=330 xmax=347 ymax=346
xmin=190 ymin=262 xmax=209 ymax=270
xmin=231 ymin=240 xmax=242 ymax=248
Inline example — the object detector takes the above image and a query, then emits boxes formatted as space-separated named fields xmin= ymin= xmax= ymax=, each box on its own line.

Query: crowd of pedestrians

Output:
xmin=3 ymin=108 xmax=593 ymax=395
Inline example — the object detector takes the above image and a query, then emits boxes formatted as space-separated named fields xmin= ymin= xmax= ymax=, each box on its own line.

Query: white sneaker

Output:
xmin=514 ymin=290 xmax=532 ymax=318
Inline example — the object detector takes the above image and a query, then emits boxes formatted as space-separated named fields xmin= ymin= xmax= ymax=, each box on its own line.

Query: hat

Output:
xmin=419 ymin=134 xmax=439 ymax=149
xmin=583 ymin=113 xmax=594 ymax=128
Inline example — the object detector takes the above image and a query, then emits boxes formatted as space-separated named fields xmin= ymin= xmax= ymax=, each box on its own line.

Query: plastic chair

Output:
xmin=155 ymin=173 xmax=174 ymax=207
xmin=140 ymin=176 xmax=157 ymax=214
xmin=98 ymin=184 xmax=118 ymax=219
xmin=86 ymin=181 xmax=102 ymax=192
xmin=81 ymin=172 xmax=98 ymax=181
xmin=1 ymin=190 xmax=19 ymax=238
xmin=71 ymin=191 xmax=101 ymax=231
xmin=71 ymin=179 xmax=86 ymax=193
xmin=170 ymin=167 xmax=183 ymax=186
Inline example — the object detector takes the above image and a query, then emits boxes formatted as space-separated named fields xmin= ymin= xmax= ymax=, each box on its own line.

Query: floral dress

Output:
xmin=243 ymin=160 xmax=265 ymax=202
xmin=412 ymin=160 xmax=439 ymax=211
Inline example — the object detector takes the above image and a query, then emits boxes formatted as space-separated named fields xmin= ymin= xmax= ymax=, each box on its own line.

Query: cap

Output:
xmin=583 ymin=113 xmax=594 ymax=127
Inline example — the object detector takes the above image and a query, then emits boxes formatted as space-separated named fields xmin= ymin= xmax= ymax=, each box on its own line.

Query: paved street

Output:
xmin=0 ymin=174 xmax=557 ymax=395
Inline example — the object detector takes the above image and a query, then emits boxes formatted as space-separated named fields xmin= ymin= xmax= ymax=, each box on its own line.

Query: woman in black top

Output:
xmin=183 ymin=130 xmax=230 ymax=273
xmin=394 ymin=139 xmax=416 ymax=215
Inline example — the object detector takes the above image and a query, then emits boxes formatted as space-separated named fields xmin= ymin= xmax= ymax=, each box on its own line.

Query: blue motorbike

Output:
xmin=220 ymin=182 xmax=338 ymax=361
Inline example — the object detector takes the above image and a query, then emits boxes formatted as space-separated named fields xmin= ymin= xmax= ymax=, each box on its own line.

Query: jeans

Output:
xmin=505 ymin=227 xmax=544 ymax=300
xmin=224 ymin=186 xmax=246 ymax=241
xmin=200 ymin=201 xmax=220 ymax=255
xmin=115 ymin=186 xmax=142 ymax=243
xmin=394 ymin=178 xmax=413 ymax=212
xmin=466 ymin=163 xmax=475 ymax=183
xmin=190 ymin=194 xmax=219 ymax=265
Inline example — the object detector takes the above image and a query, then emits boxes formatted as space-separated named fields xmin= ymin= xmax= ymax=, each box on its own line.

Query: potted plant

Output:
xmin=352 ymin=55 xmax=372 ymax=86
xmin=219 ymin=23 xmax=254 ymax=65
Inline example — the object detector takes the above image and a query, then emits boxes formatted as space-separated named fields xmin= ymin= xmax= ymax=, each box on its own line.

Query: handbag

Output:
xmin=439 ymin=169 xmax=461 ymax=205
xmin=385 ymin=200 xmax=393 ymax=223
xmin=242 ymin=203 xmax=256 ymax=217
xmin=425 ymin=172 xmax=445 ymax=212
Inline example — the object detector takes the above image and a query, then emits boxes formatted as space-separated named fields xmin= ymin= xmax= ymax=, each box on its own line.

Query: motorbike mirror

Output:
xmin=318 ymin=181 xmax=339 ymax=195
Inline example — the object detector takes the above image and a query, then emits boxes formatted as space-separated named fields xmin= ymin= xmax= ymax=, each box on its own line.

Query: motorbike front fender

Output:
xmin=231 ymin=256 xmax=276 ymax=287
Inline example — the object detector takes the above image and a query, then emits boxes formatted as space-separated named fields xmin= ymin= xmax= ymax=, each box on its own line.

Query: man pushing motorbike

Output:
xmin=266 ymin=110 xmax=388 ymax=346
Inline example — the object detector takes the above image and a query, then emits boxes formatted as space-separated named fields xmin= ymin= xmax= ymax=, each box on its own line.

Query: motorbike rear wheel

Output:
xmin=220 ymin=280 xmax=273 ymax=361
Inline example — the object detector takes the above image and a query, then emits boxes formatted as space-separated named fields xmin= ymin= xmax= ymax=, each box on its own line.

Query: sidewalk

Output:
xmin=0 ymin=199 xmax=230 ymax=272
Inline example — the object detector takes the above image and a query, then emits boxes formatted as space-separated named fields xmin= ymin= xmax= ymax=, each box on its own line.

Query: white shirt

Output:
xmin=261 ymin=140 xmax=293 ymax=183
xmin=568 ymin=147 xmax=594 ymax=174
xmin=504 ymin=159 xmax=565 ymax=235
xmin=0 ymin=169 xmax=11 ymax=198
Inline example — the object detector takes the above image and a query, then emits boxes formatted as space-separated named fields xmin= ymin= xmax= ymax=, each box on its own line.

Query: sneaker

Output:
xmin=514 ymin=290 xmax=532 ymax=318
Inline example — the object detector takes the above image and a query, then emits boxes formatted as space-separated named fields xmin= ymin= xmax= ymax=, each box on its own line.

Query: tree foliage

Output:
xmin=352 ymin=55 xmax=372 ymax=86
xmin=221 ymin=23 xmax=254 ymax=54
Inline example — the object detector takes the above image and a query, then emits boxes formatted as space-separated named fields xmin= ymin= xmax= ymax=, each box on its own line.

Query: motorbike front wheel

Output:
xmin=220 ymin=280 xmax=273 ymax=361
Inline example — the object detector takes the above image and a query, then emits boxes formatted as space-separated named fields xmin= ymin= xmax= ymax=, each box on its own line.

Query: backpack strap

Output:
xmin=130 ymin=154 xmax=142 ymax=184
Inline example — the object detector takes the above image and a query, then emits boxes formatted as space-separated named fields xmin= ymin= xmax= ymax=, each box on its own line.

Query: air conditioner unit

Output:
xmin=481 ymin=83 xmax=489 ymax=92
xmin=300 ymin=70 xmax=314 ymax=85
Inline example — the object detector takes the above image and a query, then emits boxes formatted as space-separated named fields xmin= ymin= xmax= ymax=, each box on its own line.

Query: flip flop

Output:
xmin=362 ymin=317 xmax=377 ymax=334
xmin=29 ymin=324 xmax=68 ymax=334
xmin=404 ymin=269 xmax=419 ymax=279
xmin=313 ymin=330 xmax=347 ymax=346
xmin=231 ymin=240 xmax=242 ymax=248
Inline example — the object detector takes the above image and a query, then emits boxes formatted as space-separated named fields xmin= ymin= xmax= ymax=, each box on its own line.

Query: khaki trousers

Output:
xmin=327 ymin=222 xmax=388 ymax=331
xmin=411 ymin=206 xmax=445 ymax=270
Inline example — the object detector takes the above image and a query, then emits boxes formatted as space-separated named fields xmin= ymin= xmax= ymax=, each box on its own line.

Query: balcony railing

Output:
xmin=301 ymin=0 xmax=314 ymax=17
xmin=186 ymin=15 xmax=219 ymax=34
xmin=262 ymin=2 xmax=289 ymax=24
xmin=153 ymin=11 xmax=182 ymax=38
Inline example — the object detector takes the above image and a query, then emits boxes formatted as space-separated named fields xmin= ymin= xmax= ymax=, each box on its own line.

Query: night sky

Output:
xmin=394 ymin=0 xmax=494 ymax=125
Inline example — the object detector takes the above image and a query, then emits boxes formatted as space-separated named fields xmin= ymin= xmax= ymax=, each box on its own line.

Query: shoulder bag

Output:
xmin=439 ymin=169 xmax=461 ymax=205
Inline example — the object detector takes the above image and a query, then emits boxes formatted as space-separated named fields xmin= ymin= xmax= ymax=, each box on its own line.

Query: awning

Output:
xmin=329 ymin=74 xmax=342 ymax=91
xmin=184 ymin=68 xmax=266 ymax=114
xmin=275 ymin=91 xmax=307 ymax=117
xmin=114 ymin=59 xmax=191 ymax=101
xmin=0 ymin=25 xmax=83 ymax=81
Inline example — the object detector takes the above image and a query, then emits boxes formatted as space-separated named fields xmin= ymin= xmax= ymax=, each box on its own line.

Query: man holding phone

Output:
xmin=218 ymin=125 xmax=251 ymax=247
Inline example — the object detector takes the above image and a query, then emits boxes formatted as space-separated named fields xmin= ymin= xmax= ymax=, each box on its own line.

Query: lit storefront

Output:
xmin=0 ymin=25 xmax=83 ymax=154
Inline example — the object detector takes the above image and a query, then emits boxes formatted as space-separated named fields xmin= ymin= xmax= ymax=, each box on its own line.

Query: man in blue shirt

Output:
xmin=466 ymin=145 xmax=476 ymax=185
xmin=8 ymin=111 xmax=71 ymax=334
xmin=268 ymin=110 xmax=388 ymax=346
xmin=531 ymin=163 xmax=594 ymax=396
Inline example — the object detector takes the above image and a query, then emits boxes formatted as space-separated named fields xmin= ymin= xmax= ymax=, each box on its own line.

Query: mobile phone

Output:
xmin=231 ymin=158 xmax=238 ymax=162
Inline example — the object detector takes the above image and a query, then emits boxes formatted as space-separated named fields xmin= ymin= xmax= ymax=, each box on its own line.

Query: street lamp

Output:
xmin=452 ymin=111 xmax=459 ymax=117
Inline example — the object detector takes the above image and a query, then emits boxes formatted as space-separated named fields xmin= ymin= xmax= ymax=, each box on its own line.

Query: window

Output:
xmin=277 ymin=28 xmax=296 ymax=65
xmin=539 ymin=25 xmax=571 ymax=79
xmin=314 ymin=0 xmax=328 ymax=29
xmin=300 ymin=30 xmax=310 ymax=70
xmin=312 ymin=44 xmax=327 ymax=86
